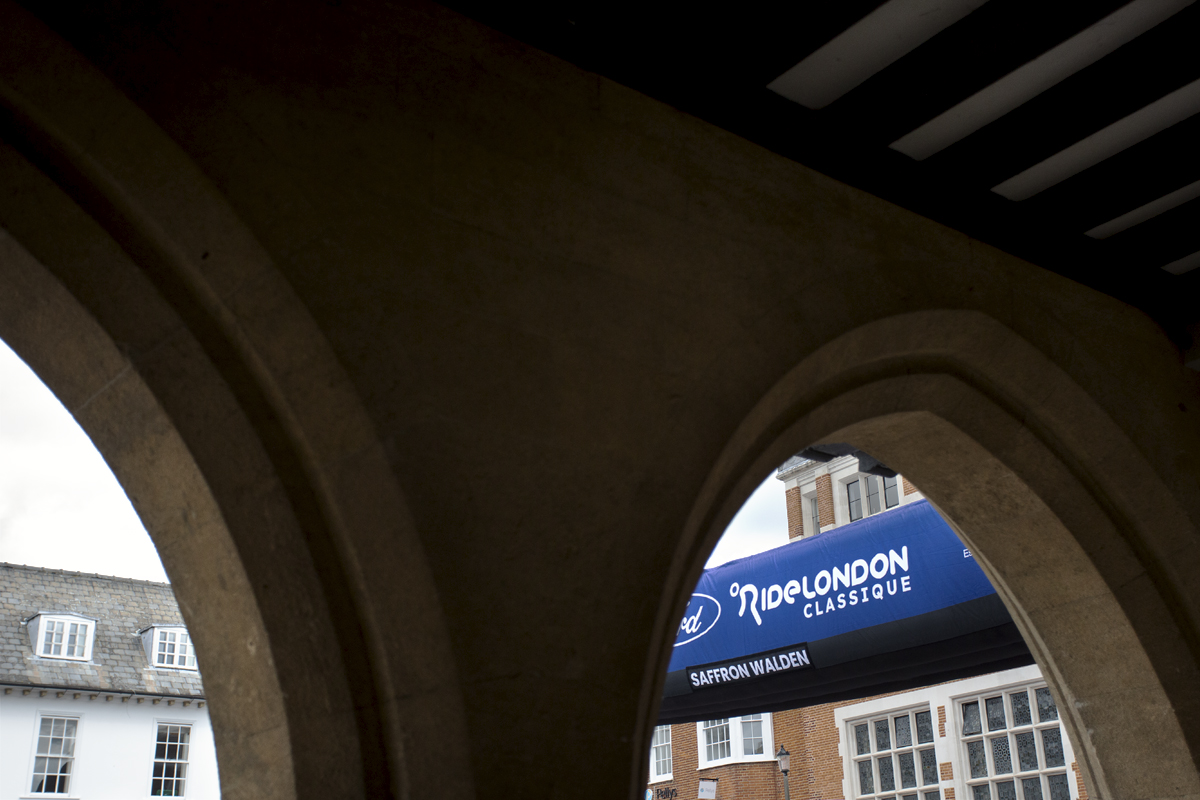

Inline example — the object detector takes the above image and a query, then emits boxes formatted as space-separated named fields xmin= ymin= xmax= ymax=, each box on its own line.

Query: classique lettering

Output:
xmin=728 ymin=546 xmax=912 ymax=626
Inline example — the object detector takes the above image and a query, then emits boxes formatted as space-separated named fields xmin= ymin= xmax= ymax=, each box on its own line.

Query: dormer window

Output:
xmin=28 ymin=613 xmax=96 ymax=661
xmin=140 ymin=626 xmax=197 ymax=670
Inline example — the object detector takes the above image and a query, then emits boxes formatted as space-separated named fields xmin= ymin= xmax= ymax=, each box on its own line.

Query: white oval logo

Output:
xmin=674 ymin=593 xmax=721 ymax=646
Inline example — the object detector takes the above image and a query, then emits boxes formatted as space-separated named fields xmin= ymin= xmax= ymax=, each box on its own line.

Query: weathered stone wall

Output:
xmin=0 ymin=2 xmax=1196 ymax=800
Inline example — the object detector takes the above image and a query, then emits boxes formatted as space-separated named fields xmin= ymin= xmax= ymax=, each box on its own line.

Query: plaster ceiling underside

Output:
xmin=450 ymin=0 xmax=1200 ymax=343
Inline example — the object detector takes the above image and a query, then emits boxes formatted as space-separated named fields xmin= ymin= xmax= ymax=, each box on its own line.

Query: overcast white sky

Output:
xmin=0 ymin=340 xmax=168 ymax=583
xmin=706 ymin=473 xmax=790 ymax=568
xmin=0 ymin=336 xmax=786 ymax=585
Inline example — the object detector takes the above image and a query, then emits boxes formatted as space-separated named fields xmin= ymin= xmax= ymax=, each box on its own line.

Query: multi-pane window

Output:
xmin=883 ymin=476 xmax=901 ymax=508
xmin=31 ymin=716 xmax=77 ymax=794
xmin=703 ymin=719 xmax=732 ymax=762
xmin=650 ymin=725 xmax=672 ymax=781
xmin=156 ymin=629 xmax=197 ymax=669
xmin=848 ymin=480 xmax=864 ymax=521
xmin=848 ymin=476 xmax=902 ymax=523
xmin=851 ymin=708 xmax=940 ymax=800
xmin=959 ymin=686 xmax=1070 ymax=800
xmin=810 ymin=497 xmax=821 ymax=535
xmin=742 ymin=714 xmax=765 ymax=756
xmin=697 ymin=714 xmax=774 ymax=766
xmin=866 ymin=478 xmax=882 ymax=515
xmin=151 ymin=724 xmax=191 ymax=797
xmin=40 ymin=618 xmax=89 ymax=660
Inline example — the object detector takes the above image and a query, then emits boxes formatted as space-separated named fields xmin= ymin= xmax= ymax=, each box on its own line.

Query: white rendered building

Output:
xmin=0 ymin=563 xmax=218 ymax=800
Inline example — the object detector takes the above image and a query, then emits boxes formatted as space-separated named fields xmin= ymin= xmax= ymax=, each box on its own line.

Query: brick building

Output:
xmin=648 ymin=457 xmax=1088 ymax=800
xmin=0 ymin=562 xmax=219 ymax=800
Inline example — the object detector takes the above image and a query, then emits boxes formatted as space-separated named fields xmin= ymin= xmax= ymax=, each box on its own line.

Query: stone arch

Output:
xmin=0 ymin=6 xmax=471 ymax=798
xmin=0 ymin=225 xmax=296 ymax=800
xmin=650 ymin=310 xmax=1200 ymax=800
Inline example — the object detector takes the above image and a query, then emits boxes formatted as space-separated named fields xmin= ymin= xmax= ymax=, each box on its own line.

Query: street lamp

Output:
xmin=776 ymin=745 xmax=791 ymax=800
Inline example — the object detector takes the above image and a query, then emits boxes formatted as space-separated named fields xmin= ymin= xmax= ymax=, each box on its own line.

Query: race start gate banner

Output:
xmin=657 ymin=499 xmax=1033 ymax=724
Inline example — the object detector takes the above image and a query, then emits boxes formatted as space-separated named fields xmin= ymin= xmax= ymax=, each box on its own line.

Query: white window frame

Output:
xmin=28 ymin=714 xmax=81 ymax=796
xmin=805 ymin=493 xmax=820 ymax=537
xmin=141 ymin=626 xmax=198 ymax=670
xmin=847 ymin=704 xmax=941 ymax=800
xmin=649 ymin=724 xmax=673 ymax=783
xmin=149 ymin=720 xmax=193 ymax=797
xmin=955 ymin=683 xmax=1071 ymax=800
xmin=841 ymin=474 xmax=902 ymax=524
xmin=30 ymin=614 xmax=95 ymax=662
xmin=695 ymin=713 xmax=775 ymax=768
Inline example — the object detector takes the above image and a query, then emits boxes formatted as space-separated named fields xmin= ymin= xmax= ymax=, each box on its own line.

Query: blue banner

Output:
xmin=669 ymin=500 xmax=995 ymax=673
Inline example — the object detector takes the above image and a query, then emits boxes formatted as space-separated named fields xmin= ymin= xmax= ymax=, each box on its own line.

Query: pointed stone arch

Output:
xmin=654 ymin=310 xmax=1200 ymax=800
xmin=0 ymin=7 xmax=471 ymax=796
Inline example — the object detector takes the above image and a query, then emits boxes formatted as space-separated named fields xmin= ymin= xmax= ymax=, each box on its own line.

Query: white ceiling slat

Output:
xmin=767 ymin=0 xmax=989 ymax=110
xmin=1085 ymin=178 xmax=1200 ymax=238
xmin=991 ymin=77 xmax=1200 ymax=200
xmin=890 ymin=0 xmax=1195 ymax=160
xmin=1163 ymin=250 xmax=1200 ymax=274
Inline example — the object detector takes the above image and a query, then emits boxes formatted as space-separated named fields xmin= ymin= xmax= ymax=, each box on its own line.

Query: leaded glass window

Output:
xmin=896 ymin=716 xmax=913 ymax=748
xmin=959 ymin=686 xmax=1072 ymax=800
xmin=916 ymin=711 xmax=934 ymax=744
xmin=986 ymin=697 xmax=1006 ymax=731
xmin=920 ymin=747 xmax=938 ymax=785
xmin=879 ymin=756 xmax=896 ymax=791
xmin=876 ymin=720 xmax=891 ymax=750
xmin=857 ymin=724 xmax=872 ymax=755
xmin=899 ymin=751 xmax=917 ymax=788
xmin=1042 ymin=729 xmax=1064 ymax=768
xmin=963 ymin=701 xmax=982 ymax=735
xmin=1047 ymin=774 xmax=1070 ymax=800
xmin=1035 ymin=689 xmax=1058 ymax=722
xmin=850 ymin=707 xmax=937 ymax=800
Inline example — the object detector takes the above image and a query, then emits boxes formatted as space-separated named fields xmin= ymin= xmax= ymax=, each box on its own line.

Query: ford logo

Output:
xmin=674 ymin=593 xmax=721 ymax=646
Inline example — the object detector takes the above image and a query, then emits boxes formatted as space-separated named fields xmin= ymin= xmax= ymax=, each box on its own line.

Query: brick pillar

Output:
xmin=785 ymin=486 xmax=805 ymax=539
xmin=903 ymin=476 xmax=919 ymax=496
xmin=815 ymin=474 xmax=835 ymax=528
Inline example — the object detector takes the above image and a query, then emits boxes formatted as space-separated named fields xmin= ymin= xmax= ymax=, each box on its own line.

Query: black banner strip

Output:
xmin=685 ymin=643 xmax=812 ymax=691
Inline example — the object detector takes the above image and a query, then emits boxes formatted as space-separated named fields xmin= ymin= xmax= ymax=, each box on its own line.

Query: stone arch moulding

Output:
xmin=0 ymin=225 xmax=296 ymax=800
xmin=647 ymin=309 xmax=1200 ymax=800
xmin=0 ymin=5 xmax=472 ymax=800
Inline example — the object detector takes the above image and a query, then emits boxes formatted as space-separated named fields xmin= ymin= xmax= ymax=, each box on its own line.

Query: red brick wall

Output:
xmin=1071 ymin=762 xmax=1088 ymax=800
xmin=816 ymin=475 xmax=835 ymax=528
xmin=902 ymin=476 xmax=919 ymax=496
xmin=786 ymin=486 xmax=806 ymax=540
xmin=775 ymin=704 xmax=846 ymax=800
xmin=649 ymin=722 xmax=791 ymax=800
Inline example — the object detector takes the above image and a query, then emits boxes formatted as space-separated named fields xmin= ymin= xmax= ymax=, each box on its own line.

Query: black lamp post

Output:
xmin=776 ymin=745 xmax=791 ymax=800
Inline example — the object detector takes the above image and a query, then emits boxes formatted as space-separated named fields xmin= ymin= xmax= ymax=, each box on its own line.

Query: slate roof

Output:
xmin=0 ymin=562 xmax=204 ymax=698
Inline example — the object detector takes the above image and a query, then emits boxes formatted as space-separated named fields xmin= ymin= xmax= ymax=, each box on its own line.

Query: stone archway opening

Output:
xmin=644 ymin=310 xmax=1200 ymax=800
xmin=0 ymin=227 xmax=295 ymax=800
